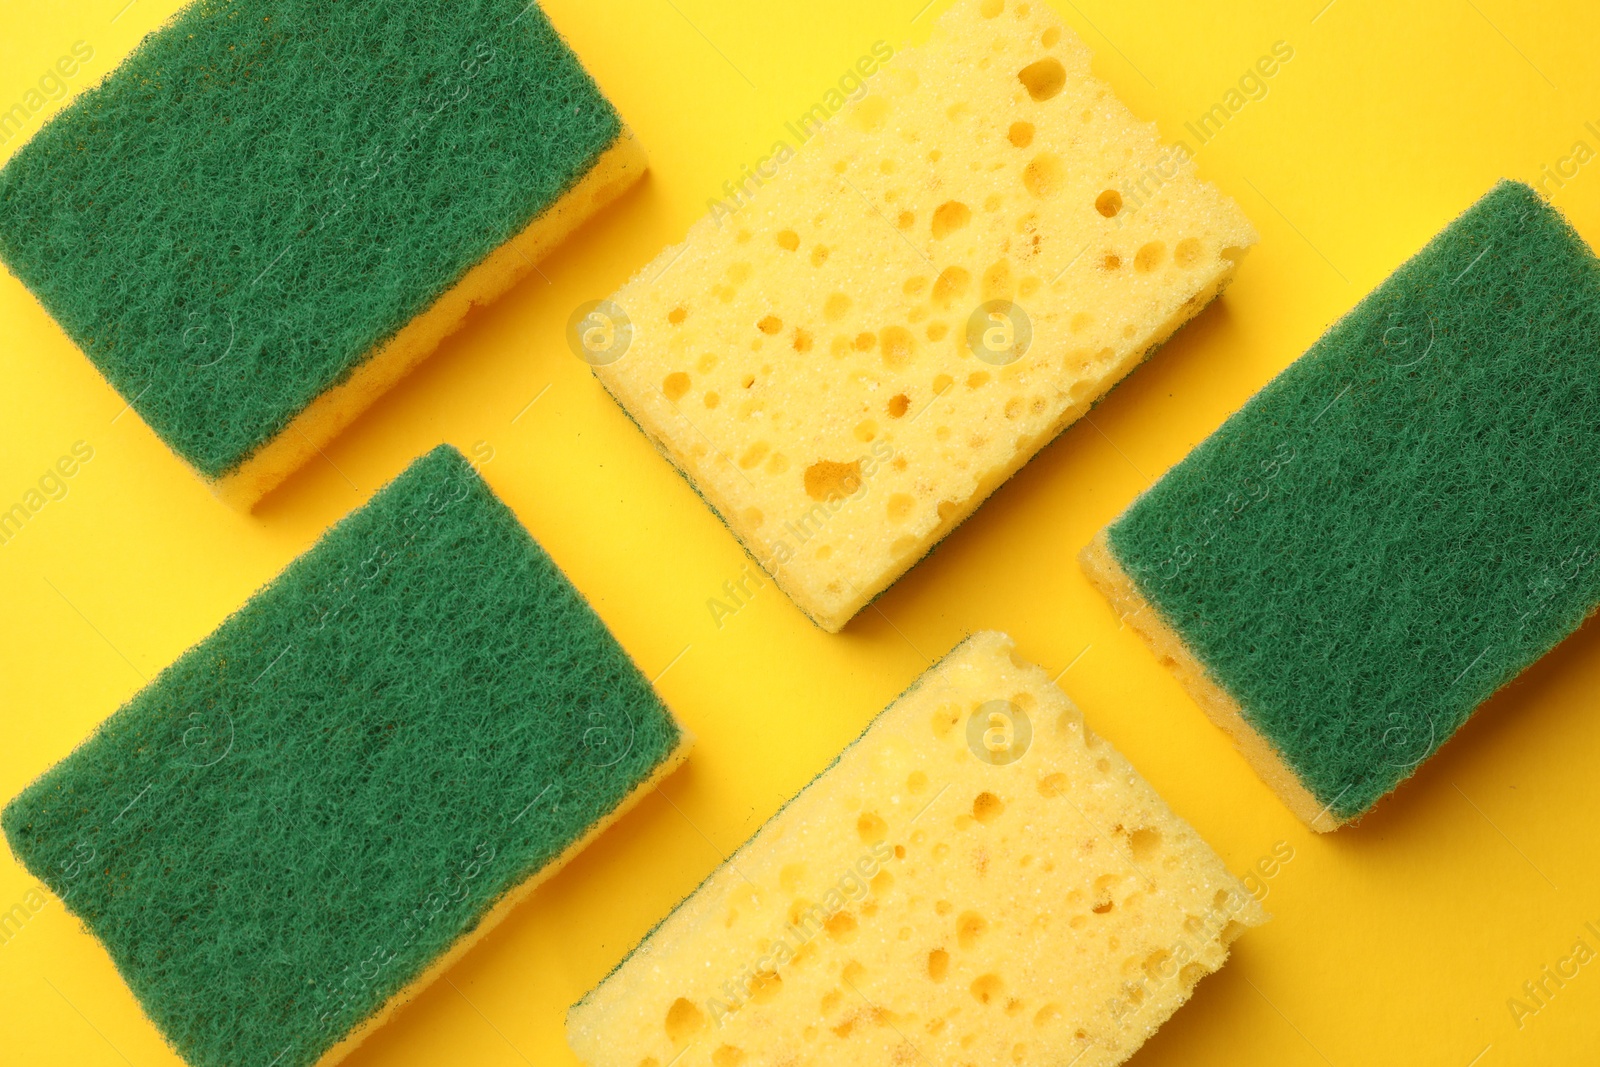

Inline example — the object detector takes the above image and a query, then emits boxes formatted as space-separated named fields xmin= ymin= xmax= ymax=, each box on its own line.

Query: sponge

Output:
xmin=1 ymin=445 xmax=689 ymax=1067
xmin=1082 ymin=180 xmax=1600 ymax=831
xmin=567 ymin=631 xmax=1264 ymax=1067
xmin=591 ymin=0 xmax=1254 ymax=632
xmin=0 ymin=0 xmax=644 ymax=508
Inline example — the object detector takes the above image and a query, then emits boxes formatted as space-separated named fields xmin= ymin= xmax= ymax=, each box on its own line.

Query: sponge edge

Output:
xmin=567 ymin=632 xmax=1265 ymax=1067
xmin=1080 ymin=531 xmax=1342 ymax=832
xmin=1081 ymin=180 xmax=1600 ymax=831
xmin=2 ymin=444 xmax=690 ymax=1067
xmin=0 ymin=0 xmax=646 ymax=508
xmin=212 ymin=132 xmax=646 ymax=509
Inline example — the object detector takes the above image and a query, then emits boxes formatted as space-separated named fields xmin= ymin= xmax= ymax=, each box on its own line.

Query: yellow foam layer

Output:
xmin=308 ymin=727 xmax=693 ymax=1067
xmin=1078 ymin=531 xmax=1344 ymax=833
xmin=567 ymin=632 xmax=1265 ymax=1067
xmin=593 ymin=0 xmax=1254 ymax=630
xmin=210 ymin=132 xmax=647 ymax=509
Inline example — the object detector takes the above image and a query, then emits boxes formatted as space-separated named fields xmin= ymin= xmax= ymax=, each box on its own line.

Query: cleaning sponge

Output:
xmin=2 ymin=445 xmax=689 ymax=1067
xmin=591 ymin=0 xmax=1254 ymax=631
xmin=0 ymin=0 xmax=644 ymax=507
xmin=1082 ymin=180 xmax=1600 ymax=830
xmin=567 ymin=631 xmax=1264 ymax=1067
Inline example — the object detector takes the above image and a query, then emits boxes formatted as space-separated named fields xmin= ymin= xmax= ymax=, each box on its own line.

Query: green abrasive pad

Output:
xmin=1101 ymin=180 xmax=1600 ymax=823
xmin=0 ymin=0 xmax=624 ymax=480
xmin=1 ymin=445 xmax=685 ymax=1067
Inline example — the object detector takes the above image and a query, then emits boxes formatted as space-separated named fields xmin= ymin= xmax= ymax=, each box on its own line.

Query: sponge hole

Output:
xmin=739 ymin=442 xmax=770 ymax=470
xmin=972 ymin=791 xmax=1005 ymax=823
xmin=857 ymin=810 xmax=888 ymax=842
xmin=1023 ymin=153 xmax=1066 ymax=198
xmin=664 ymin=998 xmax=706 ymax=1044
xmin=971 ymin=973 xmax=1005 ymax=1004
xmin=1008 ymin=121 xmax=1035 ymax=148
xmin=1128 ymin=826 xmax=1161 ymax=861
xmin=957 ymin=910 xmax=989 ymax=949
xmin=1095 ymin=189 xmax=1123 ymax=217
xmin=932 ymin=200 xmax=973 ymax=239
xmin=881 ymin=325 xmax=915 ymax=369
xmin=932 ymin=267 xmax=972 ymax=308
xmin=1018 ymin=58 xmax=1066 ymax=101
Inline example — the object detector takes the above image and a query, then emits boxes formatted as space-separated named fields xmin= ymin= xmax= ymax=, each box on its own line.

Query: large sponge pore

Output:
xmin=0 ymin=0 xmax=644 ymax=506
xmin=1083 ymin=181 xmax=1600 ymax=830
xmin=2 ymin=445 xmax=688 ymax=1067
xmin=568 ymin=632 xmax=1264 ymax=1067
xmin=592 ymin=0 xmax=1253 ymax=631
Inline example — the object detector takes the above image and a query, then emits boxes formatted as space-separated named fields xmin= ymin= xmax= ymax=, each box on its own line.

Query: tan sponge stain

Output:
xmin=593 ymin=0 xmax=1255 ymax=630
xmin=567 ymin=631 xmax=1266 ymax=1067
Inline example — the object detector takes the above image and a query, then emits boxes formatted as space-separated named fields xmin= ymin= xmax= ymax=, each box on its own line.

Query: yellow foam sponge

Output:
xmin=567 ymin=631 xmax=1265 ymax=1067
xmin=591 ymin=0 xmax=1254 ymax=630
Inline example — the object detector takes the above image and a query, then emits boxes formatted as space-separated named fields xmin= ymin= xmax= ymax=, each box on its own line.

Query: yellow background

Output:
xmin=2 ymin=0 xmax=1598 ymax=1063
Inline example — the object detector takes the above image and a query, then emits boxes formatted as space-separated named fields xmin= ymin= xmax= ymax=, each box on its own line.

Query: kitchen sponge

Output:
xmin=1083 ymin=180 xmax=1600 ymax=830
xmin=0 ymin=0 xmax=644 ymax=507
xmin=2 ymin=444 xmax=689 ymax=1067
xmin=567 ymin=632 xmax=1264 ymax=1067
xmin=591 ymin=0 xmax=1254 ymax=631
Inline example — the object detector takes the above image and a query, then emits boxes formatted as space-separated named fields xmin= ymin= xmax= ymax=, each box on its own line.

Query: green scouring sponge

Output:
xmin=0 ymin=0 xmax=645 ymax=508
xmin=1081 ymin=180 xmax=1600 ymax=831
xmin=1 ymin=444 xmax=689 ymax=1067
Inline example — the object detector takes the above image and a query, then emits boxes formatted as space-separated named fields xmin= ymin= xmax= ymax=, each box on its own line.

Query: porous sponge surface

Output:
xmin=0 ymin=0 xmax=623 ymax=479
xmin=594 ymin=0 xmax=1254 ymax=631
xmin=1 ymin=445 xmax=682 ymax=1067
xmin=1105 ymin=180 xmax=1600 ymax=821
xmin=567 ymin=632 xmax=1264 ymax=1067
